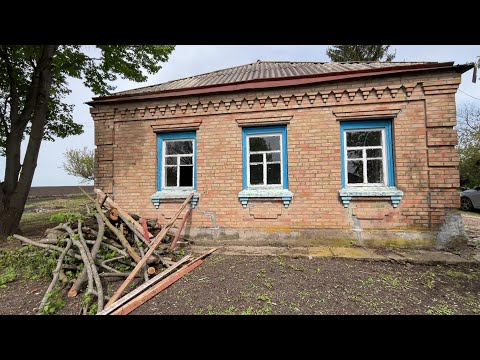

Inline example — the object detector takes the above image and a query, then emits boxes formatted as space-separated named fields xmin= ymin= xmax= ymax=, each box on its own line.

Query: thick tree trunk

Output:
xmin=0 ymin=45 xmax=57 ymax=239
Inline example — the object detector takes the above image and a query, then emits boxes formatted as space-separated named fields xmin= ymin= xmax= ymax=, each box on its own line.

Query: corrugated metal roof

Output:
xmin=113 ymin=60 xmax=440 ymax=96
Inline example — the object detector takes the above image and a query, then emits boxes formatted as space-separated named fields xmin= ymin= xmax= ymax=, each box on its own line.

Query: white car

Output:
xmin=460 ymin=186 xmax=480 ymax=211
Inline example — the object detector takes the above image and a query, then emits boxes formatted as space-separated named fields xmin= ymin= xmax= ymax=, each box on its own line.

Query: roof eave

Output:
xmin=87 ymin=62 xmax=471 ymax=106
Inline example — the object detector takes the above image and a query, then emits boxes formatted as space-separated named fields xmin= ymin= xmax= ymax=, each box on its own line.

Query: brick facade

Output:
xmin=91 ymin=69 xmax=464 ymax=248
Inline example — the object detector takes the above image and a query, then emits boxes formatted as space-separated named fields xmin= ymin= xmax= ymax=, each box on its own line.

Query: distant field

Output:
xmin=28 ymin=185 xmax=94 ymax=198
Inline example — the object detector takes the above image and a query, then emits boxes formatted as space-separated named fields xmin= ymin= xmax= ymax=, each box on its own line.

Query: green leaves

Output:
xmin=0 ymin=45 xmax=175 ymax=154
xmin=457 ymin=103 xmax=480 ymax=188
xmin=326 ymin=45 xmax=396 ymax=62
xmin=62 ymin=146 xmax=95 ymax=182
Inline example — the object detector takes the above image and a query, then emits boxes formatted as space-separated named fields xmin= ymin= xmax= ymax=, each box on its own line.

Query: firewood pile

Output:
xmin=13 ymin=188 xmax=215 ymax=315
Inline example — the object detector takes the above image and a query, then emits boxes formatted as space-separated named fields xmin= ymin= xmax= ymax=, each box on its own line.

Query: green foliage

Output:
xmin=40 ymin=288 xmax=66 ymax=315
xmin=457 ymin=103 xmax=480 ymax=188
xmin=49 ymin=211 xmax=85 ymax=223
xmin=381 ymin=274 xmax=400 ymax=288
xmin=0 ymin=267 xmax=16 ymax=288
xmin=422 ymin=271 xmax=436 ymax=289
xmin=62 ymin=147 xmax=95 ymax=182
xmin=426 ymin=302 xmax=455 ymax=315
xmin=326 ymin=45 xmax=396 ymax=62
xmin=0 ymin=246 xmax=58 ymax=280
xmin=0 ymin=45 xmax=175 ymax=153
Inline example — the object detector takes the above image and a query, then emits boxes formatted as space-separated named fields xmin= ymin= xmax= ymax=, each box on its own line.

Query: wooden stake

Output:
xmin=171 ymin=208 xmax=191 ymax=250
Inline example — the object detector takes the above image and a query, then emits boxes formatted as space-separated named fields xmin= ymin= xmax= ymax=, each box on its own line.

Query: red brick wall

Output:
xmin=91 ymin=69 xmax=462 ymax=243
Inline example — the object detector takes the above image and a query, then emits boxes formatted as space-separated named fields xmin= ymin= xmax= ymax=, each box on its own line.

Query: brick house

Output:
xmin=89 ymin=61 xmax=473 ymax=249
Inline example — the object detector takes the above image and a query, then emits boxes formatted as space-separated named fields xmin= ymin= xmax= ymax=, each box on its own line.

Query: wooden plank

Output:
xmin=111 ymin=259 xmax=204 ymax=315
xmin=141 ymin=218 xmax=151 ymax=244
xmin=170 ymin=208 xmax=191 ymax=249
xmin=97 ymin=254 xmax=192 ymax=315
xmin=94 ymin=188 xmax=153 ymax=239
xmin=104 ymin=193 xmax=194 ymax=307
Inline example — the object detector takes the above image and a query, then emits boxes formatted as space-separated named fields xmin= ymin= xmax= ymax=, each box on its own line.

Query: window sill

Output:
xmin=238 ymin=188 xmax=294 ymax=208
xmin=151 ymin=190 xmax=200 ymax=209
xmin=338 ymin=186 xmax=403 ymax=208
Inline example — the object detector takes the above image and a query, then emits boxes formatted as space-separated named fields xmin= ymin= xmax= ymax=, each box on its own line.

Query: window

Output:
xmin=239 ymin=126 xmax=293 ymax=208
xmin=151 ymin=131 xmax=199 ymax=209
xmin=248 ymin=134 xmax=282 ymax=186
xmin=341 ymin=120 xmax=394 ymax=188
xmin=164 ymin=140 xmax=194 ymax=188
xmin=339 ymin=120 xmax=403 ymax=208
xmin=242 ymin=126 xmax=288 ymax=189
xmin=157 ymin=132 xmax=196 ymax=191
xmin=345 ymin=129 xmax=386 ymax=186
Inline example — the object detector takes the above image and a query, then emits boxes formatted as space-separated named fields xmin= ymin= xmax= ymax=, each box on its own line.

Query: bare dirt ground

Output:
xmin=0 ymin=190 xmax=479 ymax=315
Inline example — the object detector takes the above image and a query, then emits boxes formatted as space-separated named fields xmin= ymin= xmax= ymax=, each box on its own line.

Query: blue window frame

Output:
xmin=340 ymin=120 xmax=394 ymax=188
xmin=157 ymin=131 xmax=197 ymax=191
xmin=242 ymin=126 xmax=289 ymax=190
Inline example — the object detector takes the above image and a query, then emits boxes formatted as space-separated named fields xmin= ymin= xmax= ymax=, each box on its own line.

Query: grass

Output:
xmin=445 ymin=270 xmax=477 ymax=280
xmin=426 ymin=302 xmax=456 ymax=315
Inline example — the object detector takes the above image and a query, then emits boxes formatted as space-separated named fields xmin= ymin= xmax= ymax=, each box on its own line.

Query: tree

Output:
xmin=457 ymin=103 xmax=480 ymax=188
xmin=326 ymin=45 xmax=396 ymax=62
xmin=62 ymin=147 xmax=95 ymax=183
xmin=0 ymin=45 xmax=175 ymax=238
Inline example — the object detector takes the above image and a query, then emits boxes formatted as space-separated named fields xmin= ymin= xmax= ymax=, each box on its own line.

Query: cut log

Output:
xmin=104 ymin=193 xmax=194 ymax=307
xmin=108 ymin=208 xmax=119 ymax=222
xmin=95 ymin=201 xmax=142 ymax=263
xmin=111 ymin=259 xmax=204 ymax=315
xmin=94 ymin=189 xmax=153 ymax=239
xmin=97 ymin=254 xmax=193 ymax=315
xmin=147 ymin=267 xmax=156 ymax=275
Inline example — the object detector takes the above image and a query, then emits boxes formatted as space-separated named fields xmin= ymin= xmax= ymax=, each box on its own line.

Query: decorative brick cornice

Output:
xmin=102 ymin=80 xmax=461 ymax=123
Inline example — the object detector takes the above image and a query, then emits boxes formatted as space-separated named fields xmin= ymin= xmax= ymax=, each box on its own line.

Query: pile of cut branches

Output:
xmin=13 ymin=188 xmax=205 ymax=315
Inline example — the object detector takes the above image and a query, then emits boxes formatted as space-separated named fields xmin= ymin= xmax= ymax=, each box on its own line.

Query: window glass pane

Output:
xmin=166 ymin=140 xmax=193 ymax=155
xmin=179 ymin=166 xmax=193 ymax=187
xmin=180 ymin=156 xmax=193 ymax=165
xmin=166 ymin=157 xmax=177 ymax=165
xmin=249 ymin=154 xmax=263 ymax=163
xmin=366 ymin=149 xmax=382 ymax=158
xmin=347 ymin=160 xmax=364 ymax=184
xmin=166 ymin=167 xmax=177 ymax=187
xmin=250 ymin=164 xmax=263 ymax=185
xmin=266 ymin=152 xmax=281 ymax=162
xmin=249 ymin=136 xmax=280 ymax=151
xmin=347 ymin=131 xmax=382 ymax=147
xmin=347 ymin=150 xmax=362 ymax=159
xmin=267 ymin=164 xmax=281 ymax=184
xmin=367 ymin=160 xmax=383 ymax=183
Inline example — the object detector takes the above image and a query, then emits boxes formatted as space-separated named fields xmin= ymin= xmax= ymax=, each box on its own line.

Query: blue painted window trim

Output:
xmin=239 ymin=125 xmax=293 ymax=208
xmin=242 ymin=125 xmax=289 ymax=190
xmin=156 ymin=131 xmax=197 ymax=191
xmin=151 ymin=131 xmax=199 ymax=209
xmin=339 ymin=119 xmax=403 ymax=208
xmin=340 ymin=119 xmax=394 ymax=188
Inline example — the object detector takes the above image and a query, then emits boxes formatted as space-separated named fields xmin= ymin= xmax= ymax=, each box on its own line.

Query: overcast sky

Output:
xmin=0 ymin=45 xmax=479 ymax=186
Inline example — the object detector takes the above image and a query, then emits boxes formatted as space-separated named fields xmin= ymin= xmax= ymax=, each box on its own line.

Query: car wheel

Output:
xmin=461 ymin=197 xmax=474 ymax=211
